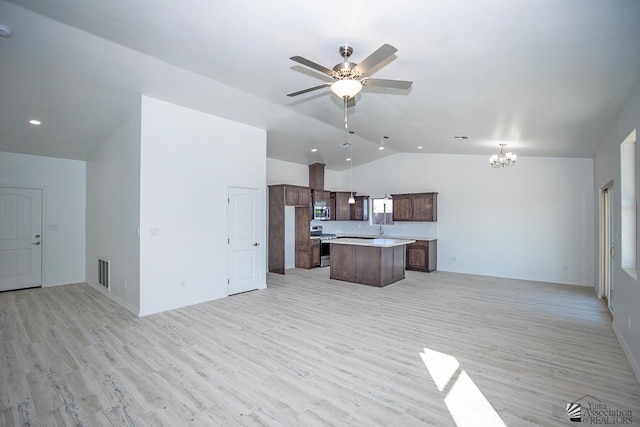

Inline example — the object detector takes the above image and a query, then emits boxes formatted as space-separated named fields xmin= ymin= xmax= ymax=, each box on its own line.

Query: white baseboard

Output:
xmin=85 ymin=281 xmax=140 ymax=317
xmin=612 ymin=320 xmax=640 ymax=386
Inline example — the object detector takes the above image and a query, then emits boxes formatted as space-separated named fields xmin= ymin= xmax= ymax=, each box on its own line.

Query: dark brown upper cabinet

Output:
xmin=308 ymin=163 xmax=325 ymax=190
xmin=350 ymin=195 xmax=369 ymax=221
xmin=285 ymin=186 xmax=311 ymax=206
xmin=312 ymin=190 xmax=330 ymax=207
xmin=391 ymin=194 xmax=412 ymax=221
xmin=391 ymin=192 xmax=438 ymax=222
xmin=331 ymin=191 xmax=354 ymax=221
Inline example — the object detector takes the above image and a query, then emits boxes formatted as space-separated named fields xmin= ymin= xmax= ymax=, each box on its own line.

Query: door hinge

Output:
xmin=228 ymin=197 xmax=230 ymax=204
xmin=227 ymin=238 xmax=230 ymax=244
xmin=227 ymin=279 xmax=230 ymax=285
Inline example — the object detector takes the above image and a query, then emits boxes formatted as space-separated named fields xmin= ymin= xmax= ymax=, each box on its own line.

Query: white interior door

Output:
xmin=0 ymin=187 xmax=42 ymax=292
xmin=228 ymin=187 xmax=260 ymax=295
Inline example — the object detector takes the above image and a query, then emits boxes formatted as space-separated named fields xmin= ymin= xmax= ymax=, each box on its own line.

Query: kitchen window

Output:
xmin=372 ymin=198 xmax=393 ymax=225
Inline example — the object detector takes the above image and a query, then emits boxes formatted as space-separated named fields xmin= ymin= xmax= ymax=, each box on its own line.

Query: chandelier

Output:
xmin=489 ymin=144 xmax=517 ymax=168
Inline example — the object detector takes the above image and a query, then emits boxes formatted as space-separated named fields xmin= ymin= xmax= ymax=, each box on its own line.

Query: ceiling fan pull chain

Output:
xmin=344 ymin=96 xmax=348 ymax=129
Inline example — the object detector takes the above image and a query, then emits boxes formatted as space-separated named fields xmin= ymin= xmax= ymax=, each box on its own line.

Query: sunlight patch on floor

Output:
xmin=419 ymin=348 xmax=460 ymax=391
xmin=420 ymin=348 xmax=507 ymax=427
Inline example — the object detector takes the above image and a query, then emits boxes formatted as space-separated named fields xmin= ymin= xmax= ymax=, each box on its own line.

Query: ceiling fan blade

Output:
xmin=287 ymin=83 xmax=331 ymax=97
xmin=362 ymin=78 xmax=413 ymax=89
xmin=354 ymin=44 xmax=398 ymax=75
xmin=290 ymin=56 xmax=334 ymax=76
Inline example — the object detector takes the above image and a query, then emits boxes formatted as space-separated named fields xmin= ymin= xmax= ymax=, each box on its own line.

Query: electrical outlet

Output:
xmin=123 ymin=280 xmax=127 ymax=290
xmin=181 ymin=281 xmax=186 ymax=289
xmin=452 ymin=256 xmax=457 ymax=262
xmin=629 ymin=316 xmax=632 ymax=331
xmin=561 ymin=265 xmax=569 ymax=272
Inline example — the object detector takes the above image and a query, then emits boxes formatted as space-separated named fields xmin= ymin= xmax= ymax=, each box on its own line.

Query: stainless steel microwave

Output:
xmin=313 ymin=206 xmax=330 ymax=220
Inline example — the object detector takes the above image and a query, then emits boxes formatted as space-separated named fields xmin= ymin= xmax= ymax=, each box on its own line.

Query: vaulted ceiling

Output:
xmin=1 ymin=0 xmax=639 ymax=170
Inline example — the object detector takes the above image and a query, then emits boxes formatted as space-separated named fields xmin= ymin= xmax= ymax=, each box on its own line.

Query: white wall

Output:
xmin=0 ymin=151 xmax=85 ymax=287
xmin=86 ymin=113 xmax=141 ymax=313
xmin=594 ymin=82 xmax=640 ymax=380
xmin=298 ymin=152 xmax=593 ymax=286
xmin=267 ymin=158 xmax=341 ymax=189
xmin=139 ymin=96 xmax=267 ymax=316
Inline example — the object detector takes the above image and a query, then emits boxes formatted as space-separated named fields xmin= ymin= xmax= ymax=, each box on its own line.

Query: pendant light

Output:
xmin=381 ymin=136 xmax=392 ymax=201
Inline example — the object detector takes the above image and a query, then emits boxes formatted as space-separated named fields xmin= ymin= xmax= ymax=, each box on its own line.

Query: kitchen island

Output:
xmin=329 ymin=238 xmax=416 ymax=287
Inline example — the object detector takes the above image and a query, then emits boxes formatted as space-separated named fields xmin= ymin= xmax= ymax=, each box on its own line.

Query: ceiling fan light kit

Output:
xmin=330 ymin=79 xmax=363 ymax=99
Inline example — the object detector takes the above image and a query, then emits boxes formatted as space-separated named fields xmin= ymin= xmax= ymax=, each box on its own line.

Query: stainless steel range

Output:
xmin=311 ymin=225 xmax=337 ymax=267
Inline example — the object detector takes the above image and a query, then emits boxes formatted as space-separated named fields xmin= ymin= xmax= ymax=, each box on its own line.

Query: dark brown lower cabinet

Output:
xmin=330 ymin=243 xmax=407 ymax=287
xmin=310 ymin=239 xmax=320 ymax=267
xmin=406 ymin=240 xmax=437 ymax=272
xmin=294 ymin=207 xmax=311 ymax=269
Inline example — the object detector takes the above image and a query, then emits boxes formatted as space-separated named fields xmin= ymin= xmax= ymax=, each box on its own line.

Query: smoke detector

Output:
xmin=0 ymin=25 xmax=13 ymax=38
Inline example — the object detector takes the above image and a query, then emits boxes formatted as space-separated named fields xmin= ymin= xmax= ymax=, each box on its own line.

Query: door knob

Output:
xmin=32 ymin=242 xmax=41 ymax=245
xmin=252 ymin=242 xmax=260 ymax=246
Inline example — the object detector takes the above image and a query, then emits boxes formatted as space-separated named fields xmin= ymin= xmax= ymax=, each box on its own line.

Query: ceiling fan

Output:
xmin=287 ymin=44 xmax=413 ymax=106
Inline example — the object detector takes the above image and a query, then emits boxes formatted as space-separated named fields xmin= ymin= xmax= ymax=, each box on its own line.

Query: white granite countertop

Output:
xmin=337 ymin=233 xmax=437 ymax=241
xmin=329 ymin=237 xmax=416 ymax=247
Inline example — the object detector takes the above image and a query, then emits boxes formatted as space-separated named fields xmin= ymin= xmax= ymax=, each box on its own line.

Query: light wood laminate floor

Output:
xmin=1 ymin=268 xmax=639 ymax=426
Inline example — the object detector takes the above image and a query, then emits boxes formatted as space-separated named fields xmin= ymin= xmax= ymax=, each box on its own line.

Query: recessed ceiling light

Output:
xmin=29 ymin=119 xmax=42 ymax=126
xmin=0 ymin=24 xmax=12 ymax=38
xmin=311 ymin=148 xmax=318 ymax=152
xmin=453 ymin=135 xmax=469 ymax=140
xmin=417 ymin=146 xmax=423 ymax=149
xmin=379 ymin=146 xmax=385 ymax=150
xmin=346 ymin=157 xmax=351 ymax=162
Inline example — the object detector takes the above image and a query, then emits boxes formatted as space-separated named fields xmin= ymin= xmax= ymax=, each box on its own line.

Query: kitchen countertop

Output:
xmin=337 ymin=233 xmax=437 ymax=241
xmin=328 ymin=237 xmax=416 ymax=247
